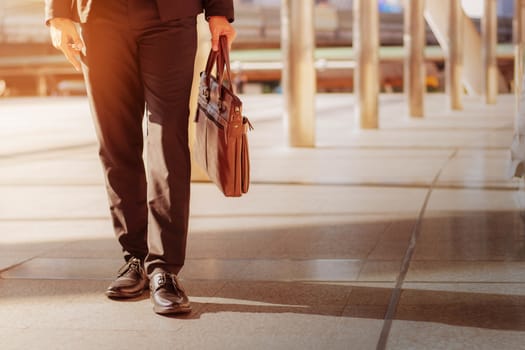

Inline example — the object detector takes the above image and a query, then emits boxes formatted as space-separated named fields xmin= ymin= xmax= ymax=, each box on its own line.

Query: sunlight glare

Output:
xmin=461 ymin=0 xmax=484 ymax=18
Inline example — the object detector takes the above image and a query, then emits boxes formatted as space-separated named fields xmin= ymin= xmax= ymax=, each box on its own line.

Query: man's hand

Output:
xmin=208 ymin=16 xmax=236 ymax=51
xmin=49 ymin=18 xmax=83 ymax=72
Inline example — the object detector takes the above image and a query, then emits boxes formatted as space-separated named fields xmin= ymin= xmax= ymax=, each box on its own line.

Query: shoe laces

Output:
xmin=117 ymin=257 xmax=142 ymax=277
xmin=155 ymin=273 xmax=183 ymax=296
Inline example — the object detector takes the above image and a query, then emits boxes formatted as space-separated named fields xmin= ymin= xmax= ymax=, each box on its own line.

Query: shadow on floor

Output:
xmin=1 ymin=210 xmax=525 ymax=331
xmin=176 ymin=282 xmax=525 ymax=332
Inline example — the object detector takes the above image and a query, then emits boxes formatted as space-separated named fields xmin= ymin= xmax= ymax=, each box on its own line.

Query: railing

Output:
xmin=0 ymin=4 xmax=513 ymax=48
xmin=0 ymin=3 xmax=516 ymax=96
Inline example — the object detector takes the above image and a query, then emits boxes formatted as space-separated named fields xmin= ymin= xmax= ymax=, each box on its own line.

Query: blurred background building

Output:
xmin=0 ymin=0 xmax=516 ymax=96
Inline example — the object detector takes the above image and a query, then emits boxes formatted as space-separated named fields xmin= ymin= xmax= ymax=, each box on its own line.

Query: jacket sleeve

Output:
xmin=202 ymin=0 xmax=235 ymax=22
xmin=45 ymin=0 xmax=74 ymax=24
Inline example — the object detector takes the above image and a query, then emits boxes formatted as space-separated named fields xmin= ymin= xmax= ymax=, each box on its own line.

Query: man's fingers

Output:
xmin=208 ymin=16 xmax=236 ymax=52
xmin=224 ymin=31 xmax=236 ymax=51
xmin=48 ymin=18 xmax=83 ymax=71
xmin=59 ymin=32 xmax=82 ymax=71
xmin=69 ymin=31 xmax=84 ymax=51
xmin=211 ymin=29 xmax=236 ymax=51
xmin=211 ymin=35 xmax=220 ymax=52
xmin=62 ymin=46 xmax=82 ymax=72
xmin=50 ymin=26 xmax=62 ymax=49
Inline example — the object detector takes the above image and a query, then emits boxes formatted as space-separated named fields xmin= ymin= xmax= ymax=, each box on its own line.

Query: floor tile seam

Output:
xmin=190 ymin=213 xmax=422 ymax=221
xmin=191 ymin=212 xmax=419 ymax=219
xmin=402 ymin=281 xmax=525 ymax=285
xmin=0 ymin=277 xmax=395 ymax=285
xmin=0 ymin=142 xmax=97 ymax=161
xmin=0 ymin=183 xmax=104 ymax=187
xmin=0 ymin=217 xmax=111 ymax=222
xmin=0 ymin=277 xmax=114 ymax=282
xmin=0 ymin=256 xmax=42 ymax=276
xmin=0 ymin=212 xmax=409 ymax=221
xmin=7 ymin=276 xmax=525 ymax=289
xmin=432 ymin=184 xmax=520 ymax=191
xmin=375 ymin=149 xmax=459 ymax=350
xmin=359 ymin=222 xmax=397 ymax=280
xmin=409 ymin=260 xmax=525 ymax=263
xmin=17 ymin=257 xmax=367 ymax=261
xmin=402 ymin=280 xmax=525 ymax=284
xmin=0 ymin=150 xmax=96 ymax=165
xmin=0 ymin=276 xmax=390 ymax=283
xmin=312 ymin=146 xmax=511 ymax=151
xmin=516 ymin=180 xmax=525 ymax=212
xmin=3 ymin=257 xmax=405 ymax=264
xmin=249 ymin=180 xmax=435 ymax=189
xmin=0 ymin=183 xmax=103 ymax=188
xmin=0 ymin=240 xmax=72 ymax=276
xmin=7 ymin=276 xmax=525 ymax=285
xmin=0 ymin=326 xmax=186 ymax=334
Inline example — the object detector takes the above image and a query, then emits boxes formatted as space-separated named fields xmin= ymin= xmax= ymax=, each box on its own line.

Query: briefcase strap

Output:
xmin=203 ymin=36 xmax=233 ymax=102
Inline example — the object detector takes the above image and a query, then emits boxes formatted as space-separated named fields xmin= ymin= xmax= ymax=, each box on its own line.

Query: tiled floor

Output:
xmin=0 ymin=94 xmax=524 ymax=349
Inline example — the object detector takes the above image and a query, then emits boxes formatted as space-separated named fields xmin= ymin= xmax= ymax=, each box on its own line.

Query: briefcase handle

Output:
xmin=203 ymin=35 xmax=233 ymax=102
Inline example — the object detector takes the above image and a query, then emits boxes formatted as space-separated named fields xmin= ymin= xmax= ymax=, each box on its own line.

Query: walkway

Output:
xmin=0 ymin=94 xmax=523 ymax=349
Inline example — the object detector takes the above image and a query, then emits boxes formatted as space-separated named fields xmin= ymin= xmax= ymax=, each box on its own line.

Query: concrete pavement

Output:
xmin=0 ymin=94 xmax=524 ymax=349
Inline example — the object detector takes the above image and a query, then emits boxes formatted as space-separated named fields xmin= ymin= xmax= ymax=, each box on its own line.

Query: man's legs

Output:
xmin=81 ymin=20 xmax=148 ymax=261
xmin=128 ymin=1 xmax=197 ymax=314
xmin=80 ymin=1 xmax=149 ymax=297
xmin=81 ymin=0 xmax=197 ymax=313
xmin=135 ymin=18 xmax=197 ymax=277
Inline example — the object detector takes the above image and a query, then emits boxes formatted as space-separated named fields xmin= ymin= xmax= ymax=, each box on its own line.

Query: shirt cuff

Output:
xmin=204 ymin=9 xmax=235 ymax=23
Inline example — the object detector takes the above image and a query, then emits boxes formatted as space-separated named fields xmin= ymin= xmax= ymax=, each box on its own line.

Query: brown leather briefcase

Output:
xmin=194 ymin=36 xmax=252 ymax=197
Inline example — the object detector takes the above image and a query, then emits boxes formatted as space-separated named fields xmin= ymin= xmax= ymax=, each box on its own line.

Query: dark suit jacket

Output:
xmin=45 ymin=0 xmax=234 ymax=24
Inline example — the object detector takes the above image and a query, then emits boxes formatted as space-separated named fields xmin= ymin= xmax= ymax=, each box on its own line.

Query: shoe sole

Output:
xmin=153 ymin=304 xmax=192 ymax=315
xmin=105 ymin=286 xmax=149 ymax=299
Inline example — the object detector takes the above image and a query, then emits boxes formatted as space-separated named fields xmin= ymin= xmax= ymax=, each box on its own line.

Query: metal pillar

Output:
xmin=353 ymin=0 xmax=379 ymax=129
xmin=482 ymin=0 xmax=498 ymax=104
xmin=0 ymin=3 xmax=5 ymax=43
xmin=37 ymin=75 xmax=47 ymax=97
xmin=510 ymin=0 xmax=525 ymax=178
xmin=512 ymin=0 xmax=525 ymax=121
xmin=404 ymin=0 xmax=426 ymax=118
xmin=515 ymin=0 xmax=524 ymax=103
xmin=446 ymin=0 xmax=463 ymax=110
xmin=281 ymin=0 xmax=316 ymax=147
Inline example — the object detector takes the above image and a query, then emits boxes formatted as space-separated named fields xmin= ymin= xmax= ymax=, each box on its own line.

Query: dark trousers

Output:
xmin=80 ymin=0 xmax=197 ymax=275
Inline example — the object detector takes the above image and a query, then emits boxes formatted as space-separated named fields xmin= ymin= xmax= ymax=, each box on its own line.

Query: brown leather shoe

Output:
xmin=150 ymin=272 xmax=192 ymax=315
xmin=105 ymin=257 xmax=148 ymax=299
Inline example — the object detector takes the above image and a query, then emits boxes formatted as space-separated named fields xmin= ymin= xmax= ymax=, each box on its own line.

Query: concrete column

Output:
xmin=353 ymin=0 xmax=379 ymax=129
xmin=0 ymin=3 xmax=5 ymax=43
xmin=446 ymin=0 xmax=463 ymax=110
xmin=404 ymin=0 xmax=426 ymax=118
xmin=281 ymin=0 xmax=316 ymax=147
xmin=511 ymin=0 xmax=525 ymax=178
xmin=37 ymin=75 xmax=47 ymax=97
xmin=515 ymin=0 xmax=525 ymax=116
xmin=425 ymin=0 xmax=509 ymax=96
xmin=482 ymin=0 xmax=498 ymax=104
